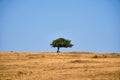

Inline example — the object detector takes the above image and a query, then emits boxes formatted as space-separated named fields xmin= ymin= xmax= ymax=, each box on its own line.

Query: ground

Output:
xmin=0 ymin=52 xmax=120 ymax=80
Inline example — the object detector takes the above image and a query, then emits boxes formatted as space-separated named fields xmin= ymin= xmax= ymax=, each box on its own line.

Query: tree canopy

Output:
xmin=50 ymin=38 xmax=73 ymax=53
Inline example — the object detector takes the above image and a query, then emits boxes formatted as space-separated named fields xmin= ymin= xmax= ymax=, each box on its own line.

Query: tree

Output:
xmin=50 ymin=38 xmax=73 ymax=53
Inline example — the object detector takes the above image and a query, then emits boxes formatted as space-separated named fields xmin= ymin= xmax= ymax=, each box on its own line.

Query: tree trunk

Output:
xmin=57 ymin=47 xmax=60 ymax=53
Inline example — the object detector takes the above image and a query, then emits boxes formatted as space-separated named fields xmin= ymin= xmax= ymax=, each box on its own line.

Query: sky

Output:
xmin=0 ymin=0 xmax=120 ymax=53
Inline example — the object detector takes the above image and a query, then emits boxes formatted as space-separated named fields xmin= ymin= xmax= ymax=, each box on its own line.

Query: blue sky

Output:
xmin=0 ymin=0 xmax=120 ymax=53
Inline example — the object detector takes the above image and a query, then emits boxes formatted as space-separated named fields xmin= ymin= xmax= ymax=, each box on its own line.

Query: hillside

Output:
xmin=0 ymin=52 xmax=120 ymax=80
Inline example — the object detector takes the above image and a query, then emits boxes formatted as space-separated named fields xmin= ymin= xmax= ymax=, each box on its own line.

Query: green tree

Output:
xmin=50 ymin=38 xmax=73 ymax=53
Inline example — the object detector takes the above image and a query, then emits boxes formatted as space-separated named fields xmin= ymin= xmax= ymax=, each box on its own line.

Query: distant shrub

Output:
xmin=18 ymin=71 xmax=27 ymax=76
xmin=41 ymin=55 xmax=45 ymax=58
xmin=102 ymin=54 xmax=107 ymax=58
xmin=70 ymin=59 xmax=99 ymax=63
xmin=92 ymin=54 xmax=108 ymax=58
xmin=108 ymin=53 xmax=120 ymax=58
xmin=70 ymin=60 xmax=82 ymax=63
xmin=92 ymin=55 xmax=98 ymax=58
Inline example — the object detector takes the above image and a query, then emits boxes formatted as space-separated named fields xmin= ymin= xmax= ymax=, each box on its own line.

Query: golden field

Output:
xmin=0 ymin=52 xmax=120 ymax=80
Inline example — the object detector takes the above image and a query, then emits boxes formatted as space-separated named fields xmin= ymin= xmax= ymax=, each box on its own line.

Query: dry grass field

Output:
xmin=0 ymin=52 xmax=120 ymax=80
